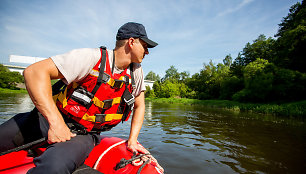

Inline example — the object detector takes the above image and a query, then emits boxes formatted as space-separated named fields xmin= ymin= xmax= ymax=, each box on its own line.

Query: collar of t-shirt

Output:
xmin=107 ymin=49 xmax=124 ymax=75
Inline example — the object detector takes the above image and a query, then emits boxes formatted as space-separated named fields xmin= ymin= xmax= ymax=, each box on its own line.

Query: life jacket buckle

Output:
xmin=95 ymin=114 xmax=106 ymax=123
xmin=102 ymin=73 xmax=111 ymax=83
xmin=112 ymin=79 xmax=125 ymax=89
xmin=102 ymin=99 xmax=113 ymax=109
xmin=123 ymin=93 xmax=135 ymax=106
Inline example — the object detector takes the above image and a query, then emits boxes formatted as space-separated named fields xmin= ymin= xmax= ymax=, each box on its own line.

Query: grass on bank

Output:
xmin=145 ymin=98 xmax=306 ymax=118
xmin=0 ymin=87 xmax=28 ymax=94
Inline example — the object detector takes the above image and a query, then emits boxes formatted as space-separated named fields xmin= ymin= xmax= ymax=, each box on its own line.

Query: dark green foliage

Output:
xmin=219 ymin=75 xmax=243 ymax=100
xmin=274 ymin=1 xmax=306 ymax=72
xmin=152 ymin=80 xmax=190 ymax=98
xmin=144 ymin=85 xmax=156 ymax=98
xmin=240 ymin=35 xmax=276 ymax=65
xmin=0 ymin=64 xmax=24 ymax=89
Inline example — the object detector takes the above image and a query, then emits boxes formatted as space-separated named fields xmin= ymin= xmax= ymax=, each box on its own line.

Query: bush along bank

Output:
xmin=145 ymin=98 xmax=306 ymax=118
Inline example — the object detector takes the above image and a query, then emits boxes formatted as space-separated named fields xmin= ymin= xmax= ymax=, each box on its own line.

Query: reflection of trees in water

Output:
xmin=147 ymin=102 xmax=306 ymax=174
xmin=0 ymin=93 xmax=34 ymax=122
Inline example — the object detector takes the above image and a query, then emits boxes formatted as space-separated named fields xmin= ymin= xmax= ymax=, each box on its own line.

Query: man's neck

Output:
xmin=113 ymin=48 xmax=131 ymax=70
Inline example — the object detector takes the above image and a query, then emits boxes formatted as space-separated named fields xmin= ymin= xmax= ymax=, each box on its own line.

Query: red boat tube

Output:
xmin=0 ymin=136 xmax=163 ymax=174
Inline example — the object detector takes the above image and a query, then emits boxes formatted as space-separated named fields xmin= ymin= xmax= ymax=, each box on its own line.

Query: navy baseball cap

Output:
xmin=116 ymin=22 xmax=158 ymax=48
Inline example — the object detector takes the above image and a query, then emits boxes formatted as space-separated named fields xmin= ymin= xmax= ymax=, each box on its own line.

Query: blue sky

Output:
xmin=0 ymin=0 xmax=301 ymax=77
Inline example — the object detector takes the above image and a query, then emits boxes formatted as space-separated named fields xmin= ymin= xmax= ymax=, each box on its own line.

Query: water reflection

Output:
xmin=0 ymin=93 xmax=34 ymax=123
xmin=146 ymin=102 xmax=306 ymax=174
xmin=0 ymin=95 xmax=305 ymax=173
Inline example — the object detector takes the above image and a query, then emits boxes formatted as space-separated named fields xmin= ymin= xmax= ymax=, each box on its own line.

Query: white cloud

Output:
xmin=217 ymin=0 xmax=254 ymax=17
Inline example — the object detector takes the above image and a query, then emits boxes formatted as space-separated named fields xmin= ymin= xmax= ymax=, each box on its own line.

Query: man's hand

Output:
xmin=127 ymin=141 xmax=164 ymax=173
xmin=47 ymin=121 xmax=76 ymax=144
xmin=127 ymin=141 xmax=147 ymax=154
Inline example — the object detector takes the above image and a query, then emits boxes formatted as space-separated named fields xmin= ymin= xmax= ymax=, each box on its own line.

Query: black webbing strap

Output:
xmin=0 ymin=137 xmax=46 ymax=156
xmin=91 ymin=46 xmax=107 ymax=95
xmin=129 ymin=63 xmax=136 ymax=89
xmin=111 ymin=50 xmax=115 ymax=74
xmin=52 ymin=80 xmax=66 ymax=95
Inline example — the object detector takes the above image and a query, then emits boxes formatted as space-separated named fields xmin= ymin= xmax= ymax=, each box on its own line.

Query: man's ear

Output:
xmin=128 ymin=37 xmax=136 ymax=48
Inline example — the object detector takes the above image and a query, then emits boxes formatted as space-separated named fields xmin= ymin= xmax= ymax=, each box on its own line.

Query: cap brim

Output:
xmin=140 ymin=37 xmax=158 ymax=48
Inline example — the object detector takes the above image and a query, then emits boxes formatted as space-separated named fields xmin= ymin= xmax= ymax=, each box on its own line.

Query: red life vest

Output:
xmin=53 ymin=47 xmax=135 ymax=132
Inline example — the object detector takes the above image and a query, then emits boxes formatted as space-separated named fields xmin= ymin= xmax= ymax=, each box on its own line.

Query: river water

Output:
xmin=0 ymin=93 xmax=305 ymax=174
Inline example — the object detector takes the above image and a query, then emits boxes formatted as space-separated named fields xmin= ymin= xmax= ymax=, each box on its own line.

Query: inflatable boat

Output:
xmin=0 ymin=136 xmax=163 ymax=174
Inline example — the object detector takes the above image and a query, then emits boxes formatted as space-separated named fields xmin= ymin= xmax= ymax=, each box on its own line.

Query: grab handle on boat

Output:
xmin=115 ymin=152 xmax=151 ymax=173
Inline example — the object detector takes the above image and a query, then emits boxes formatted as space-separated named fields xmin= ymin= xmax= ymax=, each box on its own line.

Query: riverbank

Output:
xmin=1 ymin=88 xmax=304 ymax=118
xmin=145 ymin=98 xmax=306 ymax=118
xmin=0 ymin=87 xmax=27 ymax=94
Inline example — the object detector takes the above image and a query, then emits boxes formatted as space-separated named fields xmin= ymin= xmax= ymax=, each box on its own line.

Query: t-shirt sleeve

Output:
xmin=51 ymin=48 xmax=100 ymax=84
xmin=132 ymin=63 xmax=146 ymax=97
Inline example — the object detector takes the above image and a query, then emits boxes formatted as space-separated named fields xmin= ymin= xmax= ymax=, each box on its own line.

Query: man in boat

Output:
xmin=0 ymin=22 xmax=158 ymax=173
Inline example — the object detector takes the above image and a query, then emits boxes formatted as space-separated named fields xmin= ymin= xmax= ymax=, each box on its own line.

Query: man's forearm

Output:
xmin=128 ymin=92 xmax=145 ymax=144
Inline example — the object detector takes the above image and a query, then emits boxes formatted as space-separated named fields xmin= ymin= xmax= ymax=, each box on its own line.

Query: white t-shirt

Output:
xmin=51 ymin=48 xmax=145 ymax=97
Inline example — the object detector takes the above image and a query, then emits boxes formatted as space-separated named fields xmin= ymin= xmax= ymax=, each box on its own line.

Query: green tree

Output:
xmin=240 ymin=34 xmax=276 ymax=66
xmin=230 ymin=52 xmax=244 ymax=78
xmin=187 ymin=56 xmax=233 ymax=100
xmin=145 ymin=71 xmax=161 ymax=81
xmin=266 ymin=64 xmax=306 ymax=101
xmin=144 ymin=85 xmax=156 ymax=98
xmin=274 ymin=1 xmax=306 ymax=72
xmin=233 ymin=59 xmax=273 ymax=102
xmin=223 ymin=54 xmax=232 ymax=67
xmin=179 ymin=71 xmax=190 ymax=83
xmin=219 ymin=75 xmax=243 ymax=100
xmin=0 ymin=64 xmax=24 ymax=89
xmin=158 ymin=81 xmax=180 ymax=98
xmin=162 ymin=66 xmax=180 ymax=82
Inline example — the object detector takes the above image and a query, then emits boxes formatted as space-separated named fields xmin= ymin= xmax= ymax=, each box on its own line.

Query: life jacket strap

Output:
xmin=82 ymin=113 xmax=123 ymax=123
xmin=54 ymin=82 xmax=78 ymax=108
xmin=91 ymin=46 xmax=107 ymax=95
xmin=56 ymin=87 xmax=68 ymax=108
xmin=129 ymin=63 xmax=136 ymax=89
xmin=92 ymin=97 xmax=121 ymax=109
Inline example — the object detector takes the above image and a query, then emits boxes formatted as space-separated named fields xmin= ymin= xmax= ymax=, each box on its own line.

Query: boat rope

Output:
xmin=0 ymin=137 xmax=46 ymax=156
xmin=115 ymin=152 xmax=151 ymax=174
xmin=137 ymin=158 xmax=151 ymax=174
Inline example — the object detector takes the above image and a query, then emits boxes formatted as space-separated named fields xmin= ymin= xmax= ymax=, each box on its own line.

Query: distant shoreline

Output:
xmin=1 ymin=88 xmax=304 ymax=118
xmin=145 ymin=98 xmax=306 ymax=118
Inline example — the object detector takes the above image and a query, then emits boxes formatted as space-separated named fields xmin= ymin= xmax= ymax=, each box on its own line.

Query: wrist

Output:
xmin=128 ymin=137 xmax=138 ymax=145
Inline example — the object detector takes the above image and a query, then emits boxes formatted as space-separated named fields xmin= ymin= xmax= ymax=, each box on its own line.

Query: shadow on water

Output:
xmin=1 ymin=95 xmax=305 ymax=173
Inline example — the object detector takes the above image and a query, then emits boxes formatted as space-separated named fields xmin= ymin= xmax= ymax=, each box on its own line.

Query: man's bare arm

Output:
xmin=127 ymin=91 xmax=145 ymax=152
xmin=23 ymin=58 xmax=76 ymax=143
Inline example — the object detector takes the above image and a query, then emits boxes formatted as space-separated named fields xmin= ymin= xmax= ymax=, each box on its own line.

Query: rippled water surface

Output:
xmin=1 ymin=94 xmax=305 ymax=173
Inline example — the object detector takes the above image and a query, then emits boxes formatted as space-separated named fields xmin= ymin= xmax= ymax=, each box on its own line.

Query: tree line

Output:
xmin=145 ymin=1 xmax=306 ymax=103
xmin=0 ymin=64 xmax=24 ymax=89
